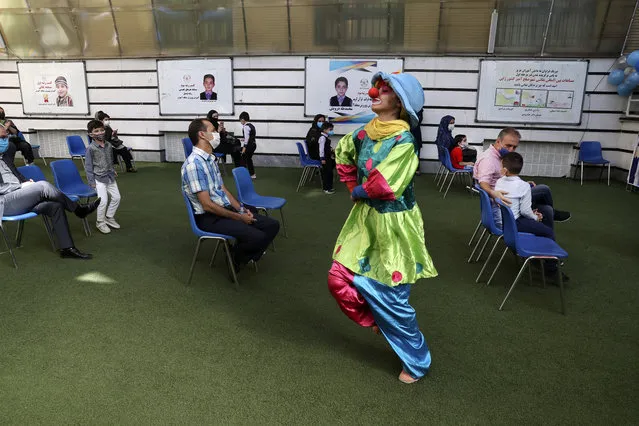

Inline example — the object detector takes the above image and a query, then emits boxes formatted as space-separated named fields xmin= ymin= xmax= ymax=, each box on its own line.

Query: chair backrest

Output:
xmin=296 ymin=142 xmax=308 ymax=165
xmin=232 ymin=166 xmax=257 ymax=203
xmin=17 ymin=164 xmax=47 ymax=182
xmin=182 ymin=138 xmax=193 ymax=159
xmin=66 ymin=135 xmax=87 ymax=157
xmin=441 ymin=147 xmax=456 ymax=171
xmin=476 ymin=186 xmax=502 ymax=235
xmin=497 ymin=200 xmax=519 ymax=251
xmin=578 ymin=141 xmax=602 ymax=161
xmin=182 ymin=192 xmax=203 ymax=237
xmin=50 ymin=159 xmax=84 ymax=192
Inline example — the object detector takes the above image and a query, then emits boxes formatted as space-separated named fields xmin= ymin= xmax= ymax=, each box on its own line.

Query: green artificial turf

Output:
xmin=0 ymin=162 xmax=637 ymax=424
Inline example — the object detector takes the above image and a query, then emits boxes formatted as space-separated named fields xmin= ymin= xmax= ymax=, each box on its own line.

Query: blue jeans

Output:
xmin=531 ymin=184 xmax=554 ymax=229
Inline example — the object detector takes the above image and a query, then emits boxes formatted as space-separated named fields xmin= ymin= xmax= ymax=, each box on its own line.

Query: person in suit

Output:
xmin=200 ymin=74 xmax=217 ymax=101
xmin=329 ymin=77 xmax=352 ymax=107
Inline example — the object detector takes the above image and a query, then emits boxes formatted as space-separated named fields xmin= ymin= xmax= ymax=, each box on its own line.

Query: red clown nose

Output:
xmin=368 ymin=87 xmax=379 ymax=99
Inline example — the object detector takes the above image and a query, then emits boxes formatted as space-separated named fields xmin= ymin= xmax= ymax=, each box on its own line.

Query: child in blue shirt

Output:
xmin=319 ymin=122 xmax=335 ymax=194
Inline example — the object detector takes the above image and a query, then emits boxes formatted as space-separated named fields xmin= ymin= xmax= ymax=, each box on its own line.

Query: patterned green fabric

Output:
xmin=333 ymin=126 xmax=438 ymax=287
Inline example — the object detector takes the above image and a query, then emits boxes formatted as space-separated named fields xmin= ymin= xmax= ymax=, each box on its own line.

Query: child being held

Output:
xmin=86 ymin=119 xmax=122 ymax=234
xmin=495 ymin=152 xmax=554 ymax=240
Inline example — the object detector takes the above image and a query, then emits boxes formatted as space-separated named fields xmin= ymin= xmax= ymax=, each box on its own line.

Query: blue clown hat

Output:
xmin=371 ymin=72 xmax=424 ymax=129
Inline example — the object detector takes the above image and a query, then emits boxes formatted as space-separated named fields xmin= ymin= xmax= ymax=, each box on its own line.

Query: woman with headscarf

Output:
xmin=305 ymin=114 xmax=326 ymax=160
xmin=327 ymin=72 xmax=437 ymax=384
xmin=435 ymin=115 xmax=455 ymax=150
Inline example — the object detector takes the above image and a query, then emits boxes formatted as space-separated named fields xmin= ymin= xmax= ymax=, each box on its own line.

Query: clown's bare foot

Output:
xmin=371 ymin=325 xmax=381 ymax=335
xmin=398 ymin=370 xmax=419 ymax=384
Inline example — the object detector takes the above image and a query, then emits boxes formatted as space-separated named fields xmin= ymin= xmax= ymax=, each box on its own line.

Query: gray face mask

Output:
xmin=91 ymin=132 xmax=105 ymax=142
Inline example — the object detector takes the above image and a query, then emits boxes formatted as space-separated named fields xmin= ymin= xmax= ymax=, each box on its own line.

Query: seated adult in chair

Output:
xmin=181 ymin=119 xmax=280 ymax=272
xmin=0 ymin=106 xmax=35 ymax=165
xmin=0 ymin=126 xmax=100 ymax=259
xmin=473 ymin=127 xmax=571 ymax=228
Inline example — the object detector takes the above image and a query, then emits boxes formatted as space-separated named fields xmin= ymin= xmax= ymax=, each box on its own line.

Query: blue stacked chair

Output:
xmin=575 ymin=141 xmax=610 ymax=186
xmin=439 ymin=148 xmax=473 ymax=198
xmin=295 ymin=142 xmax=321 ymax=192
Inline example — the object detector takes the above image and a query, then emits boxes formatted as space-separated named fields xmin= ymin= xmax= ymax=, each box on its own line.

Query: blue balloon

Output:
xmin=627 ymin=50 xmax=639 ymax=67
xmin=608 ymin=69 xmax=625 ymax=85
xmin=617 ymin=83 xmax=633 ymax=96
xmin=627 ymin=71 xmax=639 ymax=87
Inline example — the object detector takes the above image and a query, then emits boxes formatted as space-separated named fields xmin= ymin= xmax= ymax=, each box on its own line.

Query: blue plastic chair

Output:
xmin=576 ymin=141 xmax=610 ymax=186
xmin=66 ymin=135 xmax=87 ymax=168
xmin=470 ymin=187 xmax=506 ymax=282
xmin=232 ymin=166 xmax=287 ymax=237
xmin=16 ymin=132 xmax=46 ymax=166
xmin=182 ymin=137 xmax=194 ymax=159
xmin=439 ymin=148 xmax=473 ymax=198
xmin=18 ymin=164 xmax=88 ymax=237
xmin=50 ymin=160 xmax=97 ymax=236
xmin=182 ymin=192 xmax=238 ymax=288
xmin=486 ymin=200 xmax=568 ymax=314
xmin=1 ymin=212 xmax=41 ymax=268
xmin=295 ymin=142 xmax=321 ymax=192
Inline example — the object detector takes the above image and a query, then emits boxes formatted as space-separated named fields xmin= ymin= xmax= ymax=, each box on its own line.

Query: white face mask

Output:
xmin=448 ymin=124 xmax=455 ymax=132
xmin=208 ymin=132 xmax=221 ymax=149
xmin=103 ymin=119 xmax=111 ymax=127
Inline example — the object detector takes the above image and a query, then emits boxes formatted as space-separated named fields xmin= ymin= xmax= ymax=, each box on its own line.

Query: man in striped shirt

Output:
xmin=181 ymin=118 xmax=279 ymax=272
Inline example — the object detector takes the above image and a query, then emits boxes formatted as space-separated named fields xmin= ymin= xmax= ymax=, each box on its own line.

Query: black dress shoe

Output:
xmin=554 ymin=210 xmax=571 ymax=222
xmin=74 ymin=198 xmax=101 ymax=219
xmin=60 ymin=247 xmax=93 ymax=260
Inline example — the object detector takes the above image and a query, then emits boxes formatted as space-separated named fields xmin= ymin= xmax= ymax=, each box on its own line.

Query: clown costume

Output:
xmin=327 ymin=72 xmax=437 ymax=384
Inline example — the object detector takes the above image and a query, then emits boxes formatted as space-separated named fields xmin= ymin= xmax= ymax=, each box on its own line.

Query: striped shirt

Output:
xmin=181 ymin=146 xmax=231 ymax=214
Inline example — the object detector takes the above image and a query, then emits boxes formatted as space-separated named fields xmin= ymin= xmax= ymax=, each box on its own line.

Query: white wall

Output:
xmin=0 ymin=56 xmax=634 ymax=176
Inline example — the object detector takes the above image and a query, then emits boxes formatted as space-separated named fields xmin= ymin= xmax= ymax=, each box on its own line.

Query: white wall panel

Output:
xmin=88 ymin=88 xmax=158 ymax=103
xmin=424 ymin=90 xmax=476 ymax=108
xmin=87 ymin=72 xmax=157 ymax=87
xmin=233 ymin=70 xmax=304 ymax=87
xmin=0 ymin=73 xmax=19 ymax=87
xmin=0 ymin=88 xmax=21 ymax=101
xmin=405 ymin=57 xmax=479 ymax=71
xmin=0 ymin=62 xmax=17 ymax=72
xmin=90 ymin=104 xmax=159 ymax=119
xmin=413 ymin=72 xmax=478 ymax=89
xmin=234 ymin=88 xmax=304 ymax=104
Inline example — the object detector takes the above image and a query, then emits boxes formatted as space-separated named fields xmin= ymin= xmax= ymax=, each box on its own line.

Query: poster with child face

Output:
xmin=17 ymin=61 xmax=89 ymax=115
xmin=305 ymin=58 xmax=404 ymax=123
xmin=157 ymin=59 xmax=233 ymax=115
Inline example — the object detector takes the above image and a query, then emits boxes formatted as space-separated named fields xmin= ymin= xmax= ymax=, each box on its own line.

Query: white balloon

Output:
xmin=624 ymin=66 xmax=634 ymax=75
xmin=616 ymin=56 xmax=628 ymax=69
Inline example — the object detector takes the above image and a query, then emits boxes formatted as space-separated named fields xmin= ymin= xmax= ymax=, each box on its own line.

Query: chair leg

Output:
xmin=468 ymin=220 xmax=481 ymax=247
xmin=209 ymin=240 xmax=221 ymax=266
xmin=540 ymin=259 xmax=546 ymax=288
xmin=279 ymin=207 xmax=287 ymax=238
xmin=475 ymin=235 xmax=502 ymax=283
xmin=82 ymin=217 xmax=91 ymax=237
xmin=443 ymin=173 xmax=456 ymax=198
xmin=607 ymin=163 xmax=610 ymax=186
xmin=41 ymin=216 xmax=57 ymax=252
xmin=1 ymin=225 xmax=18 ymax=269
xmin=223 ymin=240 xmax=239 ymax=290
xmin=557 ymin=262 xmax=566 ymax=315
xmin=474 ymin=232 xmax=492 ymax=263
xmin=499 ymin=257 xmax=532 ymax=311
xmin=468 ymin=228 xmax=486 ymax=263
xmin=486 ymin=246 xmax=509 ymax=287
xmin=186 ymin=238 xmax=203 ymax=286
xmin=439 ymin=171 xmax=448 ymax=192
xmin=580 ymin=161 xmax=583 ymax=186
xmin=15 ymin=220 xmax=26 ymax=248
xmin=296 ymin=167 xmax=306 ymax=192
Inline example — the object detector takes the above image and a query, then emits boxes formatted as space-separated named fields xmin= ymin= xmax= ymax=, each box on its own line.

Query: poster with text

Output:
xmin=305 ymin=58 xmax=404 ymax=124
xmin=157 ymin=59 xmax=233 ymax=115
xmin=476 ymin=60 xmax=588 ymax=125
xmin=17 ymin=62 xmax=89 ymax=115
xmin=627 ymin=137 xmax=639 ymax=189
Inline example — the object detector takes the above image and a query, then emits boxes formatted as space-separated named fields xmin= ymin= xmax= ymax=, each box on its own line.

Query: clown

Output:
xmin=327 ymin=72 xmax=437 ymax=384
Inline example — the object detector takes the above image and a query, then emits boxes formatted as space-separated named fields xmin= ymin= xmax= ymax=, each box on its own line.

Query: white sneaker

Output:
xmin=250 ymin=174 xmax=257 ymax=179
xmin=105 ymin=217 xmax=120 ymax=229
xmin=96 ymin=222 xmax=111 ymax=234
xmin=324 ymin=189 xmax=336 ymax=195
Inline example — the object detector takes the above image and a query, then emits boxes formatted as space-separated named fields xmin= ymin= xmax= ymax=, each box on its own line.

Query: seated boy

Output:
xmin=495 ymin=152 xmax=568 ymax=280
